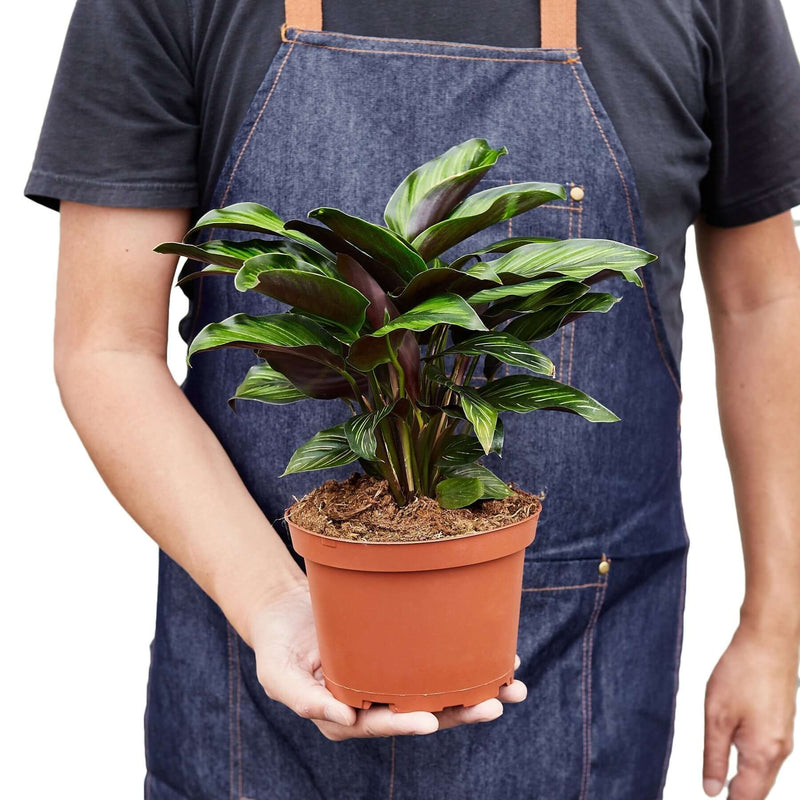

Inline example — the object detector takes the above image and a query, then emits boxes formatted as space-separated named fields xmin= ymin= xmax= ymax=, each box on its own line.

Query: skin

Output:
xmin=695 ymin=210 xmax=800 ymax=799
xmin=52 ymin=202 xmax=800 ymax=769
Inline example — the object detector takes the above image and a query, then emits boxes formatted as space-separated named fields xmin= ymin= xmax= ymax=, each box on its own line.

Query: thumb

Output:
xmin=703 ymin=693 xmax=736 ymax=796
xmin=258 ymin=660 xmax=356 ymax=727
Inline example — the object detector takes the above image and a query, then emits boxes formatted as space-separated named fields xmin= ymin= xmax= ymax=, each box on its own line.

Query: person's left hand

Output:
xmin=703 ymin=622 xmax=799 ymax=799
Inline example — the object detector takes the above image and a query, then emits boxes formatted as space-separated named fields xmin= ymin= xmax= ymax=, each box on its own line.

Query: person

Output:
xmin=26 ymin=0 xmax=800 ymax=797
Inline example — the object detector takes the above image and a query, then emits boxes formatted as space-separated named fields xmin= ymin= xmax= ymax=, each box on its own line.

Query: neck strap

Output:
xmin=283 ymin=0 xmax=578 ymax=49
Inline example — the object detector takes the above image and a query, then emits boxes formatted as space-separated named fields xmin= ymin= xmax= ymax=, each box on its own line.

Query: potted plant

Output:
xmin=156 ymin=138 xmax=656 ymax=713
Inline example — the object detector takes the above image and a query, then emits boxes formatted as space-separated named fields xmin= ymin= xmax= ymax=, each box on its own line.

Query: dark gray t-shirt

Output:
xmin=25 ymin=0 xmax=800 ymax=365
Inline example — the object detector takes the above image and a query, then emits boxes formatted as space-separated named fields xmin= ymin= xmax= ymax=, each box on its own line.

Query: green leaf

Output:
xmin=155 ymin=238 xmax=327 ymax=270
xmin=449 ymin=236 xmax=560 ymax=269
xmin=308 ymin=207 xmax=427 ymax=283
xmin=505 ymin=293 xmax=620 ymax=342
xmin=347 ymin=330 xmax=406 ymax=371
xmin=435 ymin=477 xmax=485 ymax=509
xmin=344 ymin=404 xmax=395 ymax=461
xmin=282 ymin=424 xmax=359 ymax=476
xmin=228 ymin=363 xmax=308 ymax=410
xmin=482 ymin=238 xmax=656 ymax=287
xmin=384 ymin=139 xmax=508 ymax=240
xmin=235 ymin=253 xmax=369 ymax=333
xmin=411 ymin=182 xmax=566 ymax=260
xmin=467 ymin=275 xmax=582 ymax=305
xmin=437 ymin=332 xmax=555 ymax=376
xmin=389 ymin=268 xmax=495 ymax=311
xmin=187 ymin=312 xmax=343 ymax=364
xmin=175 ymin=263 xmax=239 ymax=286
xmin=478 ymin=375 xmax=619 ymax=422
xmin=440 ymin=462 xmax=514 ymax=500
xmin=371 ymin=293 xmax=488 ymax=337
xmin=438 ymin=426 xmax=504 ymax=465
xmin=184 ymin=202 xmax=332 ymax=259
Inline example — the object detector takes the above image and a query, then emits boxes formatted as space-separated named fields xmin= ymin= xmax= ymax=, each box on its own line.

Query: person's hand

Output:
xmin=703 ymin=622 xmax=799 ymax=799
xmin=249 ymin=580 xmax=528 ymax=740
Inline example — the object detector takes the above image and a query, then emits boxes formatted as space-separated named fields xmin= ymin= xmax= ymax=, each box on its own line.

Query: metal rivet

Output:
xmin=570 ymin=186 xmax=585 ymax=202
xmin=598 ymin=557 xmax=610 ymax=575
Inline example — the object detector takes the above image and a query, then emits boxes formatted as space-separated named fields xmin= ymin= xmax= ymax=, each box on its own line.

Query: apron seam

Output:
xmin=579 ymin=575 xmax=609 ymax=800
xmin=284 ymin=38 xmax=580 ymax=65
xmin=522 ymin=581 xmax=604 ymax=592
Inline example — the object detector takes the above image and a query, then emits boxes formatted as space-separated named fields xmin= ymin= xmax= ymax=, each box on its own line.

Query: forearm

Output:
xmin=54 ymin=348 xmax=306 ymax=646
xmin=710 ymin=291 xmax=800 ymax=643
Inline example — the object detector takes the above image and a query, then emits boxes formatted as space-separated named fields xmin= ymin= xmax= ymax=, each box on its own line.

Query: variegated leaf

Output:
xmin=282 ymin=424 xmax=358 ymax=476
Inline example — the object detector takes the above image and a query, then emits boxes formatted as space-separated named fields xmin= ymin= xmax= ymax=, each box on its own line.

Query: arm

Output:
xmin=54 ymin=202 xmax=524 ymax=739
xmin=695 ymin=209 xmax=800 ymax=799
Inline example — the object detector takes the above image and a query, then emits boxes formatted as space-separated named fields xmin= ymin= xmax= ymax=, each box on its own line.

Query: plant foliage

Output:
xmin=156 ymin=138 xmax=657 ymax=508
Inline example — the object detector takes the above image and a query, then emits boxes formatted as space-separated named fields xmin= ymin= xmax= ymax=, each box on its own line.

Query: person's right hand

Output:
xmin=249 ymin=580 xmax=528 ymax=740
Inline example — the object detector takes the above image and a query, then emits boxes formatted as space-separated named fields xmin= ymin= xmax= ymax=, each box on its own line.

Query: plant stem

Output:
xmin=397 ymin=421 xmax=418 ymax=494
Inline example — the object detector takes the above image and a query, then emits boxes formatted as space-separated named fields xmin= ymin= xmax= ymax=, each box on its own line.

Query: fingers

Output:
xmin=258 ymin=660 xmax=357 ymax=728
xmin=498 ymin=678 xmax=528 ymax=704
xmin=436 ymin=698 xmax=504 ymax=730
xmin=315 ymin=706 xmax=439 ymax=741
xmin=703 ymin=689 xmax=736 ymax=796
xmin=726 ymin=731 xmax=793 ymax=800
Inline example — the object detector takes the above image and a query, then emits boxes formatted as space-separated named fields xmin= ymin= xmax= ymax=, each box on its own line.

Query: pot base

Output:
xmin=324 ymin=668 xmax=516 ymax=713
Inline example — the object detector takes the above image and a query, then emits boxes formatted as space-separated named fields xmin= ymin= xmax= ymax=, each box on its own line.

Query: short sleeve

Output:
xmin=24 ymin=0 xmax=199 ymax=211
xmin=697 ymin=0 xmax=800 ymax=227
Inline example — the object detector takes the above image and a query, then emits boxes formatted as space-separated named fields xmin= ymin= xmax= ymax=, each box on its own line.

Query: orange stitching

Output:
xmin=522 ymin=581 xmax=603 ymax=592
xmin=289 ymin=38 xmax=578 ymax=64
xmin=579 ymin=577 xmax=608 ymax=800
xmin=539 ymin=204 xmax=583 ymax=212
xmin=388 ymin=737 xmax=396 ymax=799
xmin=221 ymin=38 xmax=298 ymax=205
xmin=286 ymin=25 xmax=579 ymax=54
xmin=641 ymin=278 xmax=681 ymax=396
xmin=226 ymin=624 xmax=235 ymax=800
xmin=568 ymin=62 xmax=637 ymax=246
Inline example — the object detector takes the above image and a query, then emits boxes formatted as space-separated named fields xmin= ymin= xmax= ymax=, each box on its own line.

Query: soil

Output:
xmin=285 ymin=472 xmax=543 ymax=542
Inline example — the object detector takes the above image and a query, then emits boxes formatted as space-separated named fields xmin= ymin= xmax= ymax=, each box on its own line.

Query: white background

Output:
xmin=3 ymin=2 xmax=799 ymax=797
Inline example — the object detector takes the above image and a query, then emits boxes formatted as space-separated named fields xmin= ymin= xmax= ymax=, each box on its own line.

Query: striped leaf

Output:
xmin=344 ymin=404 xmax=396 ymax=461
xmin=228 ymin=363 xmax=308 ymax=410
xmin=449 ymin=236 xmax=560 ymax=269
xmin=411 ymin=182 xmax=566 ymax=261
xmin=468 ymin=275 xmax=583 ymax=305
xmin=155 ymin=238 xmax=327 ymax=270
xmin=235 ymin=254 xmax=369 ymax=333
xmin=438 ymin=426 xmax=504 ymax=466
xmin=389 ymin=268 xmax=495 ymax=311
xmin=505 ymin=293 xmax=620 ymax=342
xmin=282 ymin=424 xmax=358 ymax=476
xmin=478 ymin=375 xmax=619 ymax=422
xmin=371 ymin=293 xmax=488 ymax=337
xmin=384 ymin=139 xmax=508 ymax=240
xmin=437 ymin=332 xmax=555 ymax=376
xmin=483 ymin=238 xmax=656 ymax=286
xmin=308 ymin=207 xmax=428 ymax=283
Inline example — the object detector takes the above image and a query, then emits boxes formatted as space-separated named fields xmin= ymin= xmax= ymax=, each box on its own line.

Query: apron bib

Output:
xmin=146 ymin=2 xmax=690 ymax=797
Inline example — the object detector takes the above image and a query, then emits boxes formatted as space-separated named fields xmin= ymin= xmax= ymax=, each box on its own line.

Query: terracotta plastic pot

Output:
xmin=285 ymin=503 xmax=541 ymax=712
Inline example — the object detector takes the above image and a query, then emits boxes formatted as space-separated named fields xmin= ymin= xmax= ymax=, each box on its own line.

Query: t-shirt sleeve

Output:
xmin=698 ymin=0 xmax=800 ymax=227
xmin=24 ymin=0 xmax=199 ymax=211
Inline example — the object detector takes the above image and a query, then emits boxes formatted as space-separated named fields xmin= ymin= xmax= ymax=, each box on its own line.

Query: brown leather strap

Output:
xmin=541 ymin=0 xmax=578 ymax=49
xmin=284 ymin=0 xmax=322 ymax=30
xmin=284 ymin=0 xmax=577 ymax=48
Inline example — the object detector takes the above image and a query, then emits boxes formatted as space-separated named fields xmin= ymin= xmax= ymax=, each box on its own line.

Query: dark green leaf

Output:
xmin=478 ymin=375 xmax=619 ymax=422
xmin=468 ymin=275 xmax=582 ymax=305
xmin=449 ymin=236 xmax=560 ymax=269
xmin=505 ymin=293 xmax=620 ymax=342
xmin=308 ymin=207 xmax=427 ymax=283
xmin=435 ymin=477 xmax=484 ymax=509
xmin=155 ymin=238 xmax=326 ymax=270
xmin=344 ymin=404 xmax=395 ymax=461
xmin=411 ymin=182 xmax=566 ymax=260
xmin=389 ymin=268 xmax=496 ymax=311
xmin=384 ymin=138 xmax=508 ymax=240
xmin=282 ymin=424 xmax=358 ymax=476
xmin=235 ymin=253 xmax=369 ymax=333
xmin=440 ymin=462 xmax=513 ymax=500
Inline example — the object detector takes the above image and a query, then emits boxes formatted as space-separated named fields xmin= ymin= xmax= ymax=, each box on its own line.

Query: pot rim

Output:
xmin=283 ymin=494 xmax=542 ymax=547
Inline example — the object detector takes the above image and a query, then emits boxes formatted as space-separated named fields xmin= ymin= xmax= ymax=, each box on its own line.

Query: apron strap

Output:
xmin=284 ymin=0 xmax=322 ymax=31
xmin=283 ymin=0 xmax=577 ymax=49
xmin=540 ymin=0 xmax=578 ymax=49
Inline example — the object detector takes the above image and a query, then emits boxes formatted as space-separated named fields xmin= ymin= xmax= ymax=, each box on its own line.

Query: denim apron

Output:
xmin=145 ymin=0 xmax=690 ymax=797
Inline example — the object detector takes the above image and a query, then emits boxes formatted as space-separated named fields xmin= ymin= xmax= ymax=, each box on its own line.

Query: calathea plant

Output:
xmin=157 ymin=138 xmax=656 ymax=510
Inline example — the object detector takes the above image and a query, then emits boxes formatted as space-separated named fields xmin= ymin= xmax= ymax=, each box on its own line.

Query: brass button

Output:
xmin=570 ymin=186 xmax=585 ymax=202
xmin=598 ymin=557 xmax=610 ymax=575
